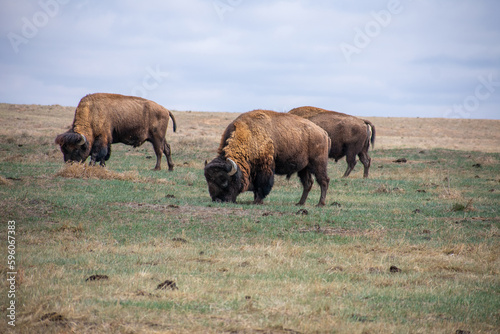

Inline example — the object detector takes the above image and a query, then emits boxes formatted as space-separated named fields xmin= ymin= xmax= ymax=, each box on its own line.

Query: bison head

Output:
xmin=204 ymin=157 xmax=242 ymax=203
xmin=55 ymin=132 xmax=90 ymax=163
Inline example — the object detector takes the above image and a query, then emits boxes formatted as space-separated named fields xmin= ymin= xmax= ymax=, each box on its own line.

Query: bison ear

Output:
xmin=204 ymin=160 xmax=208 ymax=167
xmin=227 ymin=158 xmax=238 ymax=176
xmin=55 ymin=133 xmax=65 ymax=145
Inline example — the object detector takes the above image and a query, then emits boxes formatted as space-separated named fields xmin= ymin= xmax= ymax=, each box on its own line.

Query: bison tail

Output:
xmin=169 ymin=111 xmax=177 ymax=132
xmin=364 ymin=120 xmax=376 ymax=149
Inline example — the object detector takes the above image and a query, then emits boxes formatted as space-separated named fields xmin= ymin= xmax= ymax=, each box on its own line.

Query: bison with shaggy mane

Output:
xmin=289 ymin=106 xmax=375 ymax=178
xmin=55 ymin=93 xmax=177 ymax=170
xmin=204 ymin=109 xmax=331 ymax=206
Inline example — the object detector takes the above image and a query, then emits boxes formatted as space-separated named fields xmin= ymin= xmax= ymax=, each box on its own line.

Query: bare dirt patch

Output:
xmin=298 ymin=226 xmax=381 ymax=237
xmin=117 ymin=202 xmax=276 ymax=221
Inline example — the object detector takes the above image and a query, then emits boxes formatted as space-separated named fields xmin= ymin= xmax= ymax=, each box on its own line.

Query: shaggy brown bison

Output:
xmin=289 ymin=106 xmax=375 ymax=178
xmin=55 ymin=93 xmax=177 ymax=170
xmin=204 ymin=109 xmax=331 ymax=206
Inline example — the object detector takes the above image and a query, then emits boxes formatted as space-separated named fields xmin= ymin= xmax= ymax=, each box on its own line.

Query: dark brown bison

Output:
xmin=55 ymin=93 xmax=177 ymax=170
xmin=289 ymin=106 xmax=375 ymax=178
xmin=204 ymin=109 xmax=331 ymax=206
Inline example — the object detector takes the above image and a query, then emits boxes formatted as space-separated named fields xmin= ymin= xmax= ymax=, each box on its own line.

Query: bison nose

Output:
xmin=213 ymin=198 xmax=222 ymax=203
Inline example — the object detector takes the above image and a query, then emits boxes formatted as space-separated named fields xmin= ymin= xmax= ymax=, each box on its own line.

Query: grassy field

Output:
xmin=0 ymin=103 xmax=499 ymax=333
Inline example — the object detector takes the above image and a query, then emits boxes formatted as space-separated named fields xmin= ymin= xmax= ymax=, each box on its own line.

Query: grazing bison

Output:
xmin=55 ymin=93 xmax=177 ymax=170
xmin=204 ymin=109 xmax=331 ymax=206
xmin=289 ymin=106 xmax=375 ymax=178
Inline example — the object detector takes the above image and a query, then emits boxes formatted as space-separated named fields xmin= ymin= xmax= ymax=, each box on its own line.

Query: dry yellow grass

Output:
xmin=365 ymin=116 xmax=500 ymax=153
xmin=55 ymin=163 xmax=140 ymax=181
xmin=0 ymin=175 xmax=13 ymax=186
xmin=1 ymin=103 xmax=499 ymax=153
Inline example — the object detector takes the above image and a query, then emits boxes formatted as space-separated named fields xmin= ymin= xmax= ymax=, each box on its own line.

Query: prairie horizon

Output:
xmin=1 ymin=102 xmax=499 ymax=154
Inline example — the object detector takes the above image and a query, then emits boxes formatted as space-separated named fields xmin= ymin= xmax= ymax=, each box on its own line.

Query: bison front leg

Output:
xmin=297 ymin=169 xmax=313 ymax=206
xmin=99 ymin=143 xmax=111 ymax=167
xmin=253 ymin=171 xmax=274 ymax=204
xmin=90 ymin=138 xmax=109 ymax=167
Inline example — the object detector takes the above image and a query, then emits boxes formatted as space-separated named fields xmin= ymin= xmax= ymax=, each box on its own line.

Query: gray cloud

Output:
xmin=1 ymin=0 xmax=499 ymax=118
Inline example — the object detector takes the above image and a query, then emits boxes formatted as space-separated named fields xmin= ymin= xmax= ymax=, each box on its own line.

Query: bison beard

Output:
xmin=55 ymin=93 xmax=176 ymax=170
xmin=204 ymin=110 xmax=330 ymax=206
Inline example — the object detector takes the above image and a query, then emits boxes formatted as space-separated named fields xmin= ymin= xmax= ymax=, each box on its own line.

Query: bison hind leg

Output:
xmin=149 ymin=138 xmax=163 ymax=171
xmin=358 ymin=151 xmax=371 ymax=178
xmin=343 ymin=151 xmax=358 ymax=177
xmin=163 ymin=141 xmax=174 ymax=171
xmin=150 ymin=137 xmax=174 ymax=171
xmin=296 ymin=169 xmax=314 ymax=206
xmin=315 ymin=172 xmax=329 ymax=207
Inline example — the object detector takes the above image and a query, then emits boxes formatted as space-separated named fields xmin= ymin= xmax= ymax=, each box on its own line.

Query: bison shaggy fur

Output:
xmin=204 ymin=109 xmax=331 ymax=206
xmin=289 ymin=106 xmax=375 ymax=178
xmin=55 ymin=93 xmax=177 ymax=170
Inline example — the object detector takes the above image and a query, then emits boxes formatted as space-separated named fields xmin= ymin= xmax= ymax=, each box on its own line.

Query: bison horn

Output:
xmin=227 ymin=158 xmax=238 ymax=176
xmin=77 ymin=133 xmax=87 ymax=146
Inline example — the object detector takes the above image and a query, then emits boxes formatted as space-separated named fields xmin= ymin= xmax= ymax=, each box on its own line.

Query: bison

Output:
xmin=289 ymin=106 xmax=375 ymax=178
xmin=55 ymin=93 xmax=177 ymax=170
xmin=204 ymin=109 xmax=331 ymax=206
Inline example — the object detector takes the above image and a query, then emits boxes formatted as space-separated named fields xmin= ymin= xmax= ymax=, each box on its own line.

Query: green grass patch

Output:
xmin=1 ymin=136 xmax=499 ymax=333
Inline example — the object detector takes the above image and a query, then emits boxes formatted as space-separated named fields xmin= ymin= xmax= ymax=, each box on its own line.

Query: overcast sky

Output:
xmin=1 ymin=0 xmax=499 ymax=119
